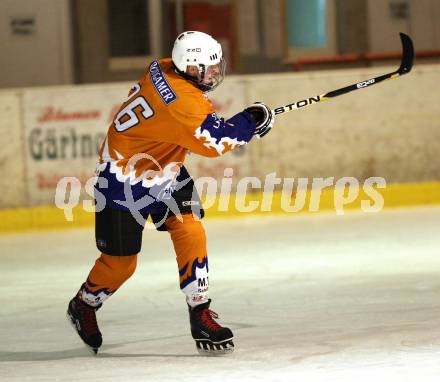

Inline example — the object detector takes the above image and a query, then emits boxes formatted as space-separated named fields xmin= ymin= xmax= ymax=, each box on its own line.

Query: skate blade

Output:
xmin=66 ymin=311 xmax=99 ymax=356
xmin=195 ymin=339 xmax=234 ymax=356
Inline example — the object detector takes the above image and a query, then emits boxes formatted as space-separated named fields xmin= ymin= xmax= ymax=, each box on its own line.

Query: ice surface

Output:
xmin=1 ymin=207 xmax=440 ymax=381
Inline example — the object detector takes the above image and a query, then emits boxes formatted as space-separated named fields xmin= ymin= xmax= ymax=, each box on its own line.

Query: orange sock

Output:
xmin=79 ymin=253 xmax=137 ymax=307
xmin=166 ymin=214 xmax=209 ymax=307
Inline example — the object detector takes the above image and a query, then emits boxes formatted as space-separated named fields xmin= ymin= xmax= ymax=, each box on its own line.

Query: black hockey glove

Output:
xmin=245 ymin=102 xmax=275 ymax=139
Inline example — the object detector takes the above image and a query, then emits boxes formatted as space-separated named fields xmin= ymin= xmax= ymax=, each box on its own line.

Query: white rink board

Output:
xmin=1 ymin=207 xmax=440 ymax=381
xmin=245 ymin=65 xmax=440 ymax=182
xmin=2 ymin=64 xmax=440 ymax=208
xmin=0 ymin=92 xmax=26 ymax=208
xmin=22 ymin=85 xmax=127 ymax=205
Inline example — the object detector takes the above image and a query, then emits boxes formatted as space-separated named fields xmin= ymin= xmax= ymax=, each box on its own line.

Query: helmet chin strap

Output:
xmin=172 ymin=62 xmax=214 ymax=92
xmin=198 ymin=64 xmax=206 ymax=82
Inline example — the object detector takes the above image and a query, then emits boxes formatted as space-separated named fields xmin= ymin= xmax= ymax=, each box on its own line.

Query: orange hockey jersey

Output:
xmin=96 ymin=58 xmax=256 ymax=213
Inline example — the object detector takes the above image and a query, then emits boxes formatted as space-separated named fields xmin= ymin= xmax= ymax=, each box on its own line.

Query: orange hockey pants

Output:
xmin=79 ymin=214 xmax=208 ymax=307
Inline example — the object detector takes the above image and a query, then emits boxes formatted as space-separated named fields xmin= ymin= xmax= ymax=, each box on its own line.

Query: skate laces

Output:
xmin=200 ymin=309 xmax=222 ymax=332
xmin=77 ymin=300 xmax=100 ymax=335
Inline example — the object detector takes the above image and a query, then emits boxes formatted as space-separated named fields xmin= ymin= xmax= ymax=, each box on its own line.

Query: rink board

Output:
xmin=1 ymin=65 xmax=439 ymax=234
xmin=1 ymin=64 xmax=440 ymax=211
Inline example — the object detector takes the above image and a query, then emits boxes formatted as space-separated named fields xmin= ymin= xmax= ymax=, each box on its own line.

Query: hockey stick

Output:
xmin=273 ymin=33 xmax=414 ymax=115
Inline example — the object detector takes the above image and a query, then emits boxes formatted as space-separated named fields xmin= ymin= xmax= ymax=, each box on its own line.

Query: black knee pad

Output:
xmin=95 ymin=207 xmax=145 ymax=256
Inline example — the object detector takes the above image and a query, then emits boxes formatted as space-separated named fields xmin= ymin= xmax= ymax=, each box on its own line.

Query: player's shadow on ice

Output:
xmin=0 ymin=347 xmax=200 ymax=361
xmin=0 ymin=323 xmax=253 ymax=361
xmin=0 ymin=334 xmax=204 ymax=361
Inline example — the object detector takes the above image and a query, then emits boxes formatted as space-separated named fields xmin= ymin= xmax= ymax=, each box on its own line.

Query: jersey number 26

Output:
xmin=114 ymin=84 xmax=154 ymax=132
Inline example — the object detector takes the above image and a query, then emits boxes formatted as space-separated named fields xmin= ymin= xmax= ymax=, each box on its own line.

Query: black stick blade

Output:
xmin=398 ymin=33 xmax=414 ymax=74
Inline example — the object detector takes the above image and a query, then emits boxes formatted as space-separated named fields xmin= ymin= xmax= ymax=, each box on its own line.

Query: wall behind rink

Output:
xmin=0 ymin=64 xmax=439 ymax=209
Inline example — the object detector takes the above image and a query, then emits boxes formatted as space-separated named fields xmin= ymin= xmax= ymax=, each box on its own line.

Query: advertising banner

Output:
xmin=22 ymin=85 xmax=128 ymax=205
xmin=0 ymin=92 xmax=26 ymax=207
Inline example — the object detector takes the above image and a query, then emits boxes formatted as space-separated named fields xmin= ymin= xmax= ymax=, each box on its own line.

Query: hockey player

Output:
xmin=67 ymin=31 xmax=275 ymax=355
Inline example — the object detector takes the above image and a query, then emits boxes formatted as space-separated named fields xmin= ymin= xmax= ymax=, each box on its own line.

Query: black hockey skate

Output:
xmin=188 ymin=300 xmax=234 ymax=355
xmin=67 ymin=296 xmax=102 ymax=355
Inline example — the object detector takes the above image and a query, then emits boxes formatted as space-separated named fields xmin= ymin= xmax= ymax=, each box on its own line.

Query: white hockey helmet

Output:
xmin=172 ymin=31 xmax=226 ymax=91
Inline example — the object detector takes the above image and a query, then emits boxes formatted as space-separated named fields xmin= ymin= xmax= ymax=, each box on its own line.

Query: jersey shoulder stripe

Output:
xmin=149 ymin=60 xmax=178 ymax=105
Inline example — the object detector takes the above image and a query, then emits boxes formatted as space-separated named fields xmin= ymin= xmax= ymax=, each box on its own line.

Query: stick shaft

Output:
xmin=273 ymin=33 xmax=413 ymax=116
